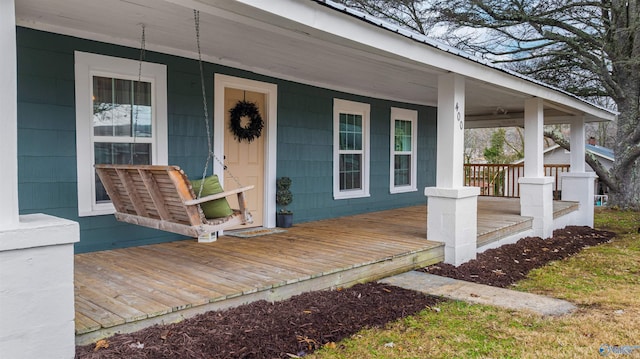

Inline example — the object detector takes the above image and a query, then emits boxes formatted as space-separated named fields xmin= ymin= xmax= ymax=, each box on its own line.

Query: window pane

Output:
xmin=93 ymin=76 xmax=152 ymax=137
xmin=133 ymin=81 xmax=152 ymax=137
xmin=394 ymin=154 xmax=411 ymax=186
xmin=395 ymin=120 xmax=412 ymax=152
xmin=339 ymin=153 xmax=362 ymax=190
xmin=94 ymin=143 xmax=151 ymax=202
xmin=112 ymin=78 xmax=133 ymax=136
xmin=340 ymin=113 xmax=362 ymax=150
xmin=93 ymin=76 xmax=116 ymax=136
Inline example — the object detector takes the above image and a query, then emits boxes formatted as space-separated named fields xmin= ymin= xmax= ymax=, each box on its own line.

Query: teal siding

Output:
xmin=16 ymin=27 xmax=214 ymax=253
xmin=16 ymin=27 xmax=436 ymax=253
xmin=276 ymin=83 xmax=437 ymax=222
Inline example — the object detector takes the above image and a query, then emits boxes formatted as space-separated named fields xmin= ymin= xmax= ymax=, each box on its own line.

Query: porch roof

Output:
xmin=15 ymin=0 xmax=616 ymax=128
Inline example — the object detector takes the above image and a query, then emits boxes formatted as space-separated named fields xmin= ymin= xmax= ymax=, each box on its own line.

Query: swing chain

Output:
xmin=211 ymin=152 xmax=244 ymax=188
xmin=194 ymin=9 xmax=211 ymax=198
xmin=130 ymin=23 xmax=146 ymax=165
xmin=194 ymin=10 xmax=211 ymax=160
xmin=193 ymin=10 xmax=244 ymax=196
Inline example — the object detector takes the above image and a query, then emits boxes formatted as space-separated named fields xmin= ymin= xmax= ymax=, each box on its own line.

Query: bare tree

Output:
xmin=429 ymin=0 xmax=640 ymax=209
xmin=336 ymin=0 xmax=438 ymax=35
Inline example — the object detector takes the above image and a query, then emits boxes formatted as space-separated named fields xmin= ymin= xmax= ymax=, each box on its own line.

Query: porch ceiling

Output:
xmin=14 ymin=0 xmax=615 ymax=127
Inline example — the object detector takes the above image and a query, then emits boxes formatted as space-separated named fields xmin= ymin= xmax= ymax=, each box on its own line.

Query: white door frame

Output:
xmin=214 ymin=74 xmax=278 ymax=228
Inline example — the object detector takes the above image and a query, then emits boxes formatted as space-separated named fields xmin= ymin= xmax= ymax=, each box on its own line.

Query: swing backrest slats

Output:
xmin=95 ymin=164 xmax=207 ymax=228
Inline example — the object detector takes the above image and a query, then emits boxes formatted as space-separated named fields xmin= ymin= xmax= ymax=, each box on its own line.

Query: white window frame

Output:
xmin=333 ymin=99 xmax=370 ymax=200
xmin=389 ymin=107 xmax=418 ymax=194
xmin=74 ymin=51 xmax=168 ymax=216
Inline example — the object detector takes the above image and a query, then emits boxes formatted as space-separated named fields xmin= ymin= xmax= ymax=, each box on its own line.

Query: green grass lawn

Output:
xmin=310 ymin=208 xmax=640 ymax=359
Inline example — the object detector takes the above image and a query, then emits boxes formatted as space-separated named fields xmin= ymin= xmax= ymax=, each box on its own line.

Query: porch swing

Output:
xmin=95 ymin=12 xmax=254 ymax=242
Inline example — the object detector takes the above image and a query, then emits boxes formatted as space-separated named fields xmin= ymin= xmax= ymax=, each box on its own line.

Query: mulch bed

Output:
xmin=75 ymin=283 xmax=442 ymax=359
xmin=420 ymin=225 xmax=616 ymax=287
xmin=76 ymin=226 xmax=615 ymax=359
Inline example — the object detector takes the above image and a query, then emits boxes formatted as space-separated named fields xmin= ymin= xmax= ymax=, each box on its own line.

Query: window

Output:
xmin=334 ymin=99 xmax=370 ymax=199
xmin=390 ymin=107 xmax=417 ymax=193
xmin=75 ymin=51 xmax=168 ymax=216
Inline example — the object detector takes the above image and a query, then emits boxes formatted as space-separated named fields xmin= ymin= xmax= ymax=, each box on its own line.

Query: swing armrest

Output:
xmin=185 ymin=185 xmax=254 ymax=206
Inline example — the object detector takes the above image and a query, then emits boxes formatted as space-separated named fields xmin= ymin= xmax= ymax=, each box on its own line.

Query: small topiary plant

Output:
xmin=276 ymin=177 xmax=293 ymax=214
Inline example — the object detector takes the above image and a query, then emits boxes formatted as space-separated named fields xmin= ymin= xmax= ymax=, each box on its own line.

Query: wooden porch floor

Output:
xmin=74 ymin=197 xmax=578 ymax=344
xmin=476 ymin=197 xmax=578 ymax=247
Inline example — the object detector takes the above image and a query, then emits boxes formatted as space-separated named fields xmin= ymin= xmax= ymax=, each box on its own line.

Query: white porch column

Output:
xmin=0 ymin=0 xmax=19 ymax=226
xmin=569 ymin=117 xmax=586 ymax=173
xmin=561 ymin=117 xmax=596 ymax=226
xmin=425 ymin=73 xmax=479 ymax=266
xmin=0 ymin=217 xmax=79 ymax=359
xmin=519 ymin=98 xmax=554 ymax=238
xmin=0 ymin=3 xmax=79 ymax=358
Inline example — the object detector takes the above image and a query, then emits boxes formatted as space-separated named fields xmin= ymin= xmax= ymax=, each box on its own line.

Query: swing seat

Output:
xmin=95 ymin=164 xmax=254 ymax=242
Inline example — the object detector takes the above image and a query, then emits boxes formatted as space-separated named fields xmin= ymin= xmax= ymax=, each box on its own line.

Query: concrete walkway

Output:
xmin=380 ymin=271 xmax=576 ymax=316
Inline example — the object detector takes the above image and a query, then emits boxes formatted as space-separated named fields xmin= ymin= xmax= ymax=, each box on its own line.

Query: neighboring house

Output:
xmin=541 ymin=143 xmax=615 ymax=203
xmin=0 ymin=1 xmax=619 ymax=356
xmin=543 ymin=144 xmax=615 ymax=173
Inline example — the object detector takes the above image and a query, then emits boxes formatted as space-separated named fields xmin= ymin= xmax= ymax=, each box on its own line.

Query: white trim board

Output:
xmin=74 ymin=51 xmax=168 ymax=217
xmin=214 ymin=74 xmax=278 ymax=228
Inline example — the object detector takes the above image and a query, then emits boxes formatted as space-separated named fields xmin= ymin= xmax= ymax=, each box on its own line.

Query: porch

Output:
xmin=74 ymin=197 xmax=578 ymax=345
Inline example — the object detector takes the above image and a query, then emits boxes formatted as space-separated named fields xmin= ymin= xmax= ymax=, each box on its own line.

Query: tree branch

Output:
xmin=543 ymin=129 xmax=618 ymax=191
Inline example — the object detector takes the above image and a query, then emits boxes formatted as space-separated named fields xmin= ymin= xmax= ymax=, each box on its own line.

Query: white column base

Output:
xmin=519 ymin=177 xmax=554 ymax=238
xmin=561 ymin=172 xmax=597 ymax=227
xmin=0 ymin=214 xmax=79 ymax=359
xmin=425 ymin=186 xmax=480 ymax=266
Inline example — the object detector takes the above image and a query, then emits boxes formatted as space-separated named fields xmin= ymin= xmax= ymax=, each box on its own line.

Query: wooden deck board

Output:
xmin=74 ymin=263 xmax=173 ymax=321
xmin=104 ymin=248 xmax=250 ymax=297
xmin=77 ymin=251 xmax=228 ymax=303
xmin=75 ymin=257 xmax=206 ymax=310
xmin=74 ymin=312 xmax=102 ymax=335
xmin=75 ymin=198 xmax=578 ymax=343
xmin=220 ymin=231 xmax=390 ymax=267
xmin=553 ymin=200 xmax=580 ymax=218
xmin=74 ymin=296 xmax=125 ymax=330
xmin=178 ymin=240 xmax=340 ymax=277
xmin=137 ymin=245 xmax=292 ymax=285
xmin=189 ymin=238 xmax=327 ymax=272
